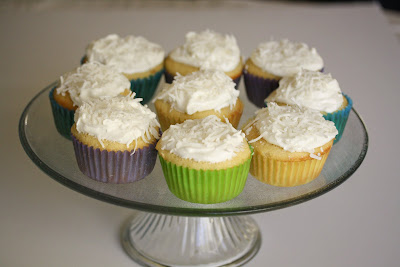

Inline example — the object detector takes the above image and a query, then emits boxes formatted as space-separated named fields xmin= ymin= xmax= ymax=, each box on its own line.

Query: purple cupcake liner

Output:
xmin=72 ymin=135 xmax=158 ymax=183
xmin=244 ymin=67 xmax=324 ymax=108
xmin=243 ymin=71 xmax=280 ymax=108
xmin=233 ymin=75 xmax=241 ymax=89
xmin=164 ymin=70 xmax=242 ymax=89
xmin=163 ymin=70 xmax=175 ymax=84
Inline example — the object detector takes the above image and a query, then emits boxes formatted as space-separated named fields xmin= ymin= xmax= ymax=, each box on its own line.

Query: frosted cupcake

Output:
xmin=164 ymin=29 xmax=243 ymax=88
xmin=153 ymin=70 xmax=244 ymax=131
xmin=243 ymin=103 xmax=337 ymax=187
xmin=157 ymin=115 xmax=252 ymax=204
xmin=83 ymin=34 xmax=165 ymax=104
xmin=71 ymin=94 xmax=160 ymax=183
xmin=244 ymin=39 xmax=324 ymax=107
xmin=49 ymin=62 xmax=131 ymax=139
xmin=265 ymin=69 xmax=352 ymax=143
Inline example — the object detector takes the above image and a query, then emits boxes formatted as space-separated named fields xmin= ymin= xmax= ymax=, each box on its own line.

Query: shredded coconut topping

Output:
xmin=246 ymin=103 xmax=337 ymax=154
xmin=267 ymin=69 xmax=344 ymax=113
xmin=170 ymin=29 xmax=241 ymax=72
xmin=74 ymin=94 xmax=160 ymax=148
xmin=160 ymin=115 xmax=246 ymax=163
xmin=86 ymin=34 xmax=164 ymax=74
xmin=56 ymin=62 xmax=130 ymax=107
xmin=153 ymin=70 xmax=239 ymax=114
xmin=250 ymin=39 xmax=323 ymax=77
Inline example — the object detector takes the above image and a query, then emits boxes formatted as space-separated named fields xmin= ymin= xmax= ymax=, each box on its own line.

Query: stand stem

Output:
xmin=121 ymin=212 xmax=261 ymax=267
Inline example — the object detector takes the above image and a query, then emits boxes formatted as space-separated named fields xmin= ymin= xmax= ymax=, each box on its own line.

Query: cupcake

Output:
xmin=156 ymin=115 xmax=252 ymax=204
xmin=153 ymin=69 xmax=244 ymax=131
xmin=164 ymin=29 xmax=243 ymax=88
xmin=243 ymin=103 xmax=337 ymax=187
xmin=71 ymin=94 xmax=160 ymax=183
xmin=265 ymin=69 xmax=352 ymax=143
xmin=83 ymin=34 xmax=165 ymax=104
xmin=49 ymin=62 xmax=131 ymax=139
xmin=244 ymin=39 xmax=324 ymax=107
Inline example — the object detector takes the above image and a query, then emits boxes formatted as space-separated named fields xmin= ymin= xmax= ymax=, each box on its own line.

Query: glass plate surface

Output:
xmin=19 ymin=82 xmax=368 ymax=216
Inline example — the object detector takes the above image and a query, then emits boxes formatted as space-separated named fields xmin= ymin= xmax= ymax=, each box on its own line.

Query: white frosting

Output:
xmin=250 ymin=39 xmax=323 ymax=77
xmin=74 ymin=94 xmax=160 ymax=148
xmin=86 ymin=34 xmax=164 ymax=74
xmin=153 ymin=70 xmax=239 ymax=115
xmin=170 ymin=29 xmax=241 ymax=72
xmin=160 ymin=115 xmax=246 ymax=163
xmin=267 ymin=69 xmax=343 ymax=113
xmin=248 ymin=103 xmax=337 ymax=154
xmin=56 ymin=62 xmax=130 ymax=107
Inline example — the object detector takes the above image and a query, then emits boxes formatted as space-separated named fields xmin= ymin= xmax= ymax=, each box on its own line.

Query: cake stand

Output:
xmin=19 ymin=82 xmax=368 ymax=267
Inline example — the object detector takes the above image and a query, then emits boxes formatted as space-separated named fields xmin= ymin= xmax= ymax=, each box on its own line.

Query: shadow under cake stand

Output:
xmin=19 ymin=83 xmax=368 ymax=267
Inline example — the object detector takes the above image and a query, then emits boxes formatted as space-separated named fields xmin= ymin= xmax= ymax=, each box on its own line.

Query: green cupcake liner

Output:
xmin=158 ymin=152 xmax=252 ymax=204
xmin=130 ymin=68 xmax=164 ymax=104
xmin=49 ymin=87 xmax=75 ymax=140
xmin=323 ymin=94 xmax=353 ymax=144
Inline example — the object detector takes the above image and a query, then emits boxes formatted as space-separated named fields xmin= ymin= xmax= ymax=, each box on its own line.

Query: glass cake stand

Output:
xmin=19 ymin=82 xmax=368 ymax=267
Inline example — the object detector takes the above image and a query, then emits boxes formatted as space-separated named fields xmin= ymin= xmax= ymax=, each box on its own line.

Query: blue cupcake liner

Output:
xmin=263 ymin=94 xmax=352 ymax=144
xmin=72 ymin=135 xmax=158 ymax=183
xmin=80 ymin=55 xmax=87 ymax=65
xmin=49 ymin=87 xmax=75 ymax=140
xmin=243 ymin=70 xmax=280 ymax=108
xmin=164 ymin=70 xmax=242 ymax=89
xmin=130 ymin=68 xmax=164 ymax=104
xmin=323 ymin=94 xmax=353 ymax=144
xmin=81 ymin=55 xmax=163 ymax=105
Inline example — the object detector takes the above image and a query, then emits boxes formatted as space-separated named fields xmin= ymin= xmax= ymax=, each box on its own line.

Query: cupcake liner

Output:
xmin=250 ymin=148 xmax=331 ymax=187
xmin=163 ymin=70 xmax=175 ymax=84
xmin=264 ymin=94 xmax=352 ymax=144
xmin=243 ymin=71 xmax=280 ymax=108
xmin=130 ymin=68 xmax=164 ymax=104
xmin=49 ymin=87 xmax=75 ymax=140
xmin=158 ymin=154 xmax=252 ymax=204
xmin=72 ymin=135 xmax=158 ymax=183
xmin=80 ymin=55 xmax=87 ymax=65
xmin=164 ymin=70 xmax=242 ymax=89
xmin=323 ymin=94 xmax=353 ymax=144
xmin=80 ymin=54 xmax=163 ymax=105
xmin=232 ymin=75 xmax=241 ymax=90
xmin=155 ymin=100 xmax=243 ymax=131
xmin=155 ymin=107 xmax=184 ymax=132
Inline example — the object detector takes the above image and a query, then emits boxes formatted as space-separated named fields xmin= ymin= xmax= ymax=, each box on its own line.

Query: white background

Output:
xmin=1 ymin=1 xmax=399 ymax=266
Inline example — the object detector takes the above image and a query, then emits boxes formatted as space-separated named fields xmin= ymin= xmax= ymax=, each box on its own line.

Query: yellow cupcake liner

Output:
xmin=156 ymin=109 xmax=185 ymax=132
xmin=155 ymin=105 xmax=243 ymax=132
xmin=250 ymin=149 xmax=330 ymax=187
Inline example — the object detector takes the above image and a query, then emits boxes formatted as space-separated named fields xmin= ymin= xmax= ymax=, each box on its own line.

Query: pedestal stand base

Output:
xmin=121 ymin=212 xmax=261 ymax=266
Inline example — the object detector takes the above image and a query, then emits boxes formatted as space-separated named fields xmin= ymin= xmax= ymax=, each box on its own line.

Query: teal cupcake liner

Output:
xmin=49 ymin=87 xmax=75 ymax=140
xmin=323 ymin=94 xmax=353 ymax=144
xmin=159 ymin=152 xmax=252 ymax=204
xmin=81 ymin=55 xmax=163 ymax=104
xmin=130 ymin=68 xmax=164 ymax=104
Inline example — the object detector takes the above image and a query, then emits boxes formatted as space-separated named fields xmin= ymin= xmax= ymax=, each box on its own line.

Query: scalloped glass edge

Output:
xmin=19 ymin=83 xmax=369 ymax=217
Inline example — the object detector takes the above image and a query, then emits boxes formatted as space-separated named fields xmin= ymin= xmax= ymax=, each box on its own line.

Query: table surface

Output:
xmin=1 ymin=1 xmax=399 ymax=266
